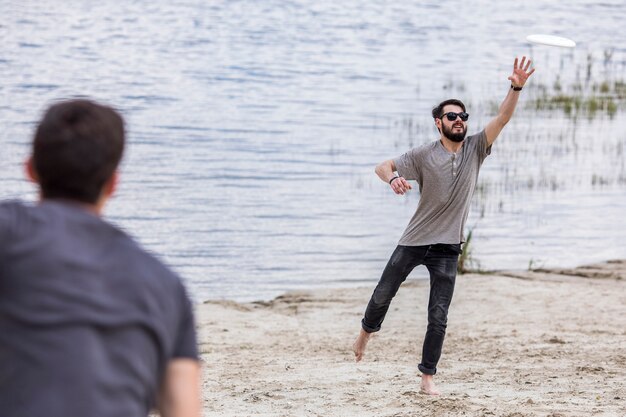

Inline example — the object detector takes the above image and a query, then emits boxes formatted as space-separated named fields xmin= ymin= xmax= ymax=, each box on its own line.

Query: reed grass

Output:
xmin=529 ymin=77 xmax=624 ymax=118
xmin=458 ymin=229 xmax=478 ymax=274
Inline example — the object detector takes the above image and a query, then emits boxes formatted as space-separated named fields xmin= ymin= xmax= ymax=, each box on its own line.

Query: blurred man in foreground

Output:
xmin=0 ymin=99 xmax=201 ymax=417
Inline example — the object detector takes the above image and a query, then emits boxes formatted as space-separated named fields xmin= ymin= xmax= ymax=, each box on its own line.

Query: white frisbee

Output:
xmin=526 ymin=34 xmax=576 ymax=48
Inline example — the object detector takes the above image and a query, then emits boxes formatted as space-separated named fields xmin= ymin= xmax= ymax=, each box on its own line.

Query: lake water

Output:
xmin=2 ymin=0 xmax=625 ymax=301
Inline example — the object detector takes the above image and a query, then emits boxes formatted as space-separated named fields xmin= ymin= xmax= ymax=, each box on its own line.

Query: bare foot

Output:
xmin=352 ymin=328 xmax=372 ymax=362
xmin=419 ymin=374 xmax=441 ymax=396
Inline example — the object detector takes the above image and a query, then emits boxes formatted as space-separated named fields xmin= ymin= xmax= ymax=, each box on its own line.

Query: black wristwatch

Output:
xmin=511 ymin=84 xmax=523 ymax=91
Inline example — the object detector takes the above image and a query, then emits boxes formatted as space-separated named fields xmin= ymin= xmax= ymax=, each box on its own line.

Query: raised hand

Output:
xmin=508 ymin=56 xmax=535 ymax=88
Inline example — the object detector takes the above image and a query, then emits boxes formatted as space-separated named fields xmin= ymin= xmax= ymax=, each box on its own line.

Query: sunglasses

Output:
xmin=440 ymin=112 xmax=469 ymax=122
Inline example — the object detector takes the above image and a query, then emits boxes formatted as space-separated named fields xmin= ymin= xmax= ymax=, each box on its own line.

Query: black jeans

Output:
xmin=361 ymin=244 xmax=461 ymax=375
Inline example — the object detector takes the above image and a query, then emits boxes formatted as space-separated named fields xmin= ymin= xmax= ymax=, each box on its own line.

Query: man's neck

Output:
xmin=440 ymin=136 xmax=464 ymax=153
xmin=39 ymin=196 xmax=104 ymax=216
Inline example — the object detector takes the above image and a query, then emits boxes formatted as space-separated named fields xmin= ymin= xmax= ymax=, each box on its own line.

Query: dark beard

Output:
xmin=442 ymin=123 xmax=467 ymax=142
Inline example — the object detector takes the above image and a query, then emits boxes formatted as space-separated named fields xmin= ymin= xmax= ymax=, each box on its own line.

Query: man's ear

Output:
xmin=102 ymin=171 xmax=119 ymax=199
xmin=91 ymin=171 xmax=119 ymax=215
xmin=25 ymin=157 xmax=39 ymax=183
xmin=434 ymin=117 xmax=442 ymax=134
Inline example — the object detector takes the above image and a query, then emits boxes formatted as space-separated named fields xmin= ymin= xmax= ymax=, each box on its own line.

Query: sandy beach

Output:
xmin=196 ymin=260 xmax=626 ymax=417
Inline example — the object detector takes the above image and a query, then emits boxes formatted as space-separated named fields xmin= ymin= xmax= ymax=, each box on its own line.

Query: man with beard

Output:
xmin=352 ymin=57 xmax=535 ymax=395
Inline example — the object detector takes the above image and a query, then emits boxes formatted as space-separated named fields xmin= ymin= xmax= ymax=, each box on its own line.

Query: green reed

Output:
xmin=458 ymin=229 xmax=482 ymax=274
xmin=530 ymin=79 xmax=623 ymax=118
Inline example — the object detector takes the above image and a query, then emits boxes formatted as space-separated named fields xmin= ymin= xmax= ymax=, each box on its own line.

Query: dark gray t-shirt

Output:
xmin=0 ymin=200 xmax=198 ymax=417
xmin=393 ymin=130 xmax=491 ymax=246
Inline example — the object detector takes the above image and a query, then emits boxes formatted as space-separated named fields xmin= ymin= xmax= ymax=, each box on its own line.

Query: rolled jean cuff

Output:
xmin=418 ymin=363 xmax=436 ymax=375
xmin=361 ymin=318 xmax=380 ymax=333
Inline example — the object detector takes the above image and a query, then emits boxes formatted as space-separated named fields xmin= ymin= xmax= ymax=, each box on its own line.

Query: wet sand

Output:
xmin=196 ymin=260 xmax=626 ymax=416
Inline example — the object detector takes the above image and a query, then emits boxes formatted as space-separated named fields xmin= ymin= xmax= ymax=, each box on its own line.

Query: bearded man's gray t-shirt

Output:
xmin=392 ymin=130 xmax=491 ymax=246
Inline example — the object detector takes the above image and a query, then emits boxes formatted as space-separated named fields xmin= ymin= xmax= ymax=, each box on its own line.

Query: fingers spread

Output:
xmin=524 ymin=59 xmax=532 ymax=72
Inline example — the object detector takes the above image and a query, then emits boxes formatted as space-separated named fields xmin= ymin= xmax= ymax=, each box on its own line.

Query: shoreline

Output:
xmin=196 ymin=260 xmax=625 ymax=416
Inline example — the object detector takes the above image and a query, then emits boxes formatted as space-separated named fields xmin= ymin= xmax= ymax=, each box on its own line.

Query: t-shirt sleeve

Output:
xmin=392 ymin=147 xmax=422 ymax=181
xmin=474 ymin=129 xmax=492 ymax=162
xmin=172 ymin=285 xmax=199 ymax=360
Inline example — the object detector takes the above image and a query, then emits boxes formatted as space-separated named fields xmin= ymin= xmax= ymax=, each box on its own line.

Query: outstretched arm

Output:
xmin=375 ymin=159 xmax=412 ymax=195
xmin=484 ymin=56 xmax=535 ymax=146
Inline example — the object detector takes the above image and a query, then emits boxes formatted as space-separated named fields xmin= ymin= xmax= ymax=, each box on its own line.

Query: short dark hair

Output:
xmin=431 ymin=99 xmax=467 ymax=119
xmin=33 ymin=99 xmax=125 ymax=204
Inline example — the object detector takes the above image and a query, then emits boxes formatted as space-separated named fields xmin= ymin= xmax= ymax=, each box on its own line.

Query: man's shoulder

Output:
xmin=0 ymin=200 xmax=30 ymax=234
xmin=123 ymin=241 xmax=179 ymax=282
xmin=462 ymin=129 xmax=490 ymax=158
xmin=464 ymin=129 xmax=487 ymax=145
xmin=0 ymin=199 xmax=26 ymax=207
xmin=0 ymin=199 xmax=28 ymax=214
xmin=420 ymin=140 xmax=440 ymax=151
xmin=405 ymin=140 xmax=439 ymax=157
xmin=107 ymin=227 xmax=180 ymax=285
